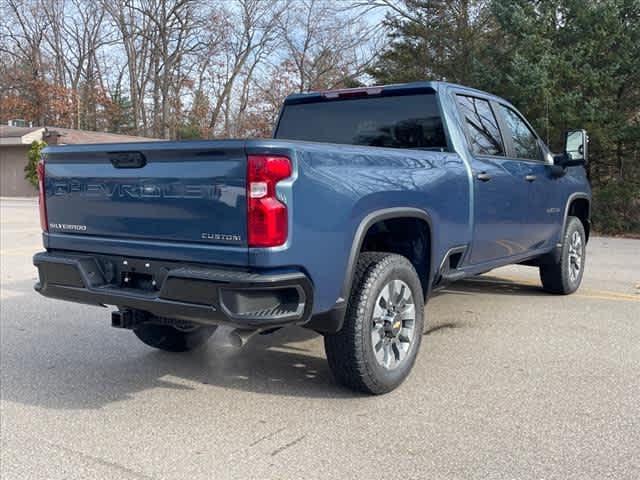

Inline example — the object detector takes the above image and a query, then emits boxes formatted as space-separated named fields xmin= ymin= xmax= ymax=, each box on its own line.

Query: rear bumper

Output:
xmin=34 ymin=251 xmax=313 ymax=330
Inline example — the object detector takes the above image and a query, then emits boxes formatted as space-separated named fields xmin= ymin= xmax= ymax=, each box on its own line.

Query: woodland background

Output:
xmin=1 ymin=0 xmax=639 ymax=233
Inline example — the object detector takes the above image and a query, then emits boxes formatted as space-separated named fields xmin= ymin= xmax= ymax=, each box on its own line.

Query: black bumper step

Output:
xmin=33 ymin=251 xmax=313 ymax=329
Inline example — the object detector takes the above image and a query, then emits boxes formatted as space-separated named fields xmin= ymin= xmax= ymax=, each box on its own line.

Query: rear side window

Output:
xmin=498 ymin=105 xmax=542 ymax=161
xmin=275 ymin=93 xmax=448 ymax=150
xmin=456 ymin=95 xmax=504 ymax=156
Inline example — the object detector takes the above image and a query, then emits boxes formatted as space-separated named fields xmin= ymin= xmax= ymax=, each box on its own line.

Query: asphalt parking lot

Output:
xmin=1 ymin=197 xmax=639 ymax=480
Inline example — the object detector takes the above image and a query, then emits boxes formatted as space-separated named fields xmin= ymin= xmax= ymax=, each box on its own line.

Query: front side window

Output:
xmin=498 ymin=105 xmax=542 ymax=161
xmin=456 ymin=95 xmax=504 ymax=156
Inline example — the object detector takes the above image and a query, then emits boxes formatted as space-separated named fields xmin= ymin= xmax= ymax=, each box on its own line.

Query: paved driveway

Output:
xmin=1 ymin=198 xmax=639 ymax=479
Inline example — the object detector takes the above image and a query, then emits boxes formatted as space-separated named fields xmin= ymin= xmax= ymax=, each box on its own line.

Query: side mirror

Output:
xmin=557 ymin=129 xmax=588 ymax=167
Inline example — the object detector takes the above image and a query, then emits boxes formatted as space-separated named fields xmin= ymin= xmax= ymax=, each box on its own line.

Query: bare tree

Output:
xmin=1 ymin=0 xmax=381 ymax=137
xmin=228 ymin=0 xmax=288 ymax=136
xmin=135 ymin=0 xmax=203 ymax=138
xmin=1 ymin=0 xmax=50 ymax=124
xmin=43 ymin=0 xmax=112 ymax=129
xmin=278 ymin=0 xmax=382 ymax=93
xmin=101 ymin=0 xmax=155 ymax=135
xmin=204 ymin=0 xmax=286 ymax=136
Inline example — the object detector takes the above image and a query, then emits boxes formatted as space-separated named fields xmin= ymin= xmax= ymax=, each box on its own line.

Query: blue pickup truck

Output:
xmin=34 ymin=81 xmax=591 ymax=394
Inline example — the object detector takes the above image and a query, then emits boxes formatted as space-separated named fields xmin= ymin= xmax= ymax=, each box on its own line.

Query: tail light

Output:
xmin=37 ymin=159 xmax=48 ymax=231
xmin=247 ymin=155 xmax=292 ymax=247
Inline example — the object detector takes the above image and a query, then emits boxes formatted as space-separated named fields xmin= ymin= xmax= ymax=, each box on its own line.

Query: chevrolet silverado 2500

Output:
xmin=34 ymin=81 xmax=591 ymax=394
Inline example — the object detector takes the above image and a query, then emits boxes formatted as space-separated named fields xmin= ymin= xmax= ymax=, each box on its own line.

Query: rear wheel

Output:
xmin=134 ymin=322 xmax=215 ymax=352
xmin=540 ymin=216 xmax=586 ymax=294
xmin=324 ymin=252 xmax=424 ymax=394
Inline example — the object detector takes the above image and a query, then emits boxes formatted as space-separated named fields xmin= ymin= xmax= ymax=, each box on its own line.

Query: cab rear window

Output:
xmin=275 ymin=94 xmax=448 ymax=151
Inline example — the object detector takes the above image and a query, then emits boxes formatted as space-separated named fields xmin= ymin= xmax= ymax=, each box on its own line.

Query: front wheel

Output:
xmin=539 ymin=216 xmax=586 ymax=294
xmin=324 ymin=252 xmax=425 ymax=394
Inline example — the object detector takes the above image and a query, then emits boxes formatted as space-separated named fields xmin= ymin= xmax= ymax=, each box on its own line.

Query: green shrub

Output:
xmin=24 ymin=140 xmax=47 ymax=189
xmin=592 ymin=180 xmax=640 ymax=235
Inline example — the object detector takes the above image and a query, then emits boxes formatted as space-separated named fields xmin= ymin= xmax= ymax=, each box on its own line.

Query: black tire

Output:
xmin=540 ymin=216 xmax=586 ymax=294
xmin=324 ymin=252 xmax=425 ymax=395
xmin=134 ymin=323 xmax=216 ymax=352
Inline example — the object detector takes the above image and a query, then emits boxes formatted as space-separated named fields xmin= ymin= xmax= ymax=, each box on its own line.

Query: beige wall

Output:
xmin=0 ymin=146 xmax=37 ymax=197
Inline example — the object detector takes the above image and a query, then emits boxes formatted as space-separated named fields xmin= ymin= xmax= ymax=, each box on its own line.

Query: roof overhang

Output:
xmin=0 ymin=128 xmax=45 ymax=145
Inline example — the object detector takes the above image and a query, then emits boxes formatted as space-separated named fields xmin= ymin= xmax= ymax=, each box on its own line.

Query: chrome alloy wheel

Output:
xmin=371 ymin=279 xmax=417 ymax=370
xmin=568 ymin=230 xmax=584 ymax=282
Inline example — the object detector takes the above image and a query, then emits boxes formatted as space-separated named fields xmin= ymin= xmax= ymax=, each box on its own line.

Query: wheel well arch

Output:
xmin=341 ymin=208 xmax=434 ymax=302
xmin=565 ymin=195 xmax=591 ymax=242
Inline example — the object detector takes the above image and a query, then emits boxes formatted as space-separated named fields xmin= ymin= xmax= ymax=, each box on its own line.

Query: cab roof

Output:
xmin=283 ymin=81 xmax=505 ymax=106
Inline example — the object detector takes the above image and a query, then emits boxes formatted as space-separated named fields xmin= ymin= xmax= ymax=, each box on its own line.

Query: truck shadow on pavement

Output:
xmin=2 ymin=318 xmax=358 ymax=411
xmin=1 ymin=274 xmax=541 ymax=411
xmin=441 ymin=275 xmax=548 ymax=297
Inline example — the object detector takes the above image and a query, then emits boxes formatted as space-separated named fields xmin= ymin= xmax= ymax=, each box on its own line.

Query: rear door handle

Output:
xmin=476 ymin=172 xmax=491 ymax=182
xmin=525 ymin=175 xmax=537 ymax=182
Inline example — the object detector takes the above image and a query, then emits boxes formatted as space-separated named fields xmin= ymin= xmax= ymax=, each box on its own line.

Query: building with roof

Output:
xmin=0 ymin=123 xmax=158 ymax=196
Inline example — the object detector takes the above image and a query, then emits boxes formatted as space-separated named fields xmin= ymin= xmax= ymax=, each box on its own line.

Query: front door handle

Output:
xmin=476 ymin=172 xmax=491 ymax=182
xmin=525 ymin=175 xmax=537 ymax=182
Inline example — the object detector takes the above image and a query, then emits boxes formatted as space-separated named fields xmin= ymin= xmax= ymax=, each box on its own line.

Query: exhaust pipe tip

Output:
xmin=229 ymin=328 xmax=259 ymax=347
xmin=214 ymin=326 xmax=258 ymax=348
xmin=228 ymin=331 xmax=244 ymax=348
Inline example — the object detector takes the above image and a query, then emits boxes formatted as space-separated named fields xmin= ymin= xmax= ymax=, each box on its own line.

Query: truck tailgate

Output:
xmin=43 ymin=141 xmax=247 ymax=248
